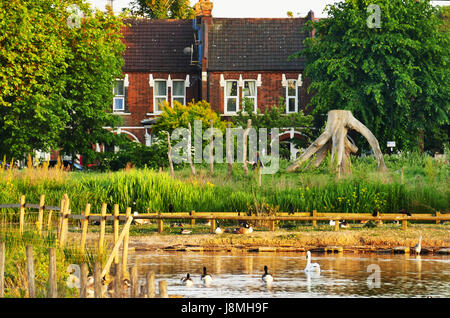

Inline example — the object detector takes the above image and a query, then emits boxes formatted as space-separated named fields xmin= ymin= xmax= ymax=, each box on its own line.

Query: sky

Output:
xmin=85 ymin=0 xmax=450 ymax=18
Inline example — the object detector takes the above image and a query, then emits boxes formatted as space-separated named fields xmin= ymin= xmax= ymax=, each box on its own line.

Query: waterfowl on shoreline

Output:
xmin=133 ymin=211 xmax=150 ymax=225
xmin=304 ymin=251 xmax=321 ymax=273
xmin=201 ymin=267 xmax=213 ymax=285
xmin=339 ymin=220 xmax=349 ymax=228
xmin=180 ymin=229 xmax=192 ymax=234
xmin=262 ymin=265 xmax=273 ymax=285
xmin=214 ymin=222 xmax=224 ymax=234
xmin=181 ymin=273 xmax=194 ymax=287
xmin=233 ymin=222 xmax=253 ymax=234
xmin=414 ymin=235 xmax=423 ymax=255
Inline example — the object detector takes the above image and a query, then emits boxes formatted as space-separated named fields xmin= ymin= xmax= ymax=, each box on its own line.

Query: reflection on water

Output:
xmin=129 ymin=251 xmax=450 ymax=298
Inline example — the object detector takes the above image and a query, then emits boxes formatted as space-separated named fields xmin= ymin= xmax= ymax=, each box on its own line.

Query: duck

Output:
xmin=304 ymin=251 xmax=321 ymax=273
xmin=133 ymin=211 xmax=150 ymax=225
xmin=180 ymin=229 xmax=192 ymax=235
xmin=339 ymin=220 xmax=349 ymax=228
xmin=399 ymin=209 xmax=411 ymax=217
xmin=86 ymin=275 xmax=108 ymax=298
xmin=393 ymin=220 xmax=400 ymax=226
xmin=201 ymin=267 xmax=213 ymax=285
xmin=261 ymin=265 xmax=273 ymax=285
xmin=181 ymin=273 xmax=194 ymax=287
xmin=414 ymin=235 xmax=422 ymax=255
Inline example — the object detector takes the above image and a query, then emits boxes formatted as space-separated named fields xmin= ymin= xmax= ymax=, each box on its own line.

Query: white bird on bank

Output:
xmin=262 ymin=265 xmax=273 ymax=285
xmin=201 ymin=267 xmax=213 ymax=286
xmin=215 ymin=225 xmax=224 ymax=234
xmin=304 ymin=251 xmax=321 ymax=273
xmin=414 ymin=235 xmax=423 ymax=255
xmin=133 ymin=211 xmax=150 ymax=225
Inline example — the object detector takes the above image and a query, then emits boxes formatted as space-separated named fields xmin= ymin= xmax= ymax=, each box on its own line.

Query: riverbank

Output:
xmin=77 ymin=223 xmax=450 ymax=255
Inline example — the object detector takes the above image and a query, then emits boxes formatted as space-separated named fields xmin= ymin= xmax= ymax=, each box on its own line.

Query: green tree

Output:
xmin=292 ymin=0 xmax=449 ymax=152
xmin=57 ymin=2 xmax=126 ymax=166
xmin=0 ymin=0 xmax=126 ymax=162
xmin=125 ymin=0 xmax=195 ymax=19
xmin=0 ymin=0 xmax=70 ymax=159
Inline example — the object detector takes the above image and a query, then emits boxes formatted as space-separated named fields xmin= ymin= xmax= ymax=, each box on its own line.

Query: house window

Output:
xmin=172 ymin=80 xmax=186 ymax=105
xmin=154 ymin=80 xmax=168 ymax=113
xmin=286 ymin=79 xmax=298 ymax=113
xmin=225 ymin=80 xmax=239 ymax=113
xmin=113 ymin=79 xmax=125 ymax=112
xmin=242 ymin=80 xmax=257 ymax=113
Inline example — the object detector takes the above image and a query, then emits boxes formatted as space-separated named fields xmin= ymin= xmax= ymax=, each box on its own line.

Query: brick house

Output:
xmin=112 ymin=0 xmax=317 ymax=146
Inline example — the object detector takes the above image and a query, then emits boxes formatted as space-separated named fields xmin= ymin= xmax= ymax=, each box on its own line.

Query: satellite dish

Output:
xmin=183 ymin=46 xmax=193 ymax=55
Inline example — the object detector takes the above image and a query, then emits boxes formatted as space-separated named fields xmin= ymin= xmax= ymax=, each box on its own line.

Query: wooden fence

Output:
xmin=0 ymin=242 xmax=168 ymax=298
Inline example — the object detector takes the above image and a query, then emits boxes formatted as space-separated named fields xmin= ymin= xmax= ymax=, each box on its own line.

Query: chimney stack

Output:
xmin=194 ymin=0 xmax=213 ymax=17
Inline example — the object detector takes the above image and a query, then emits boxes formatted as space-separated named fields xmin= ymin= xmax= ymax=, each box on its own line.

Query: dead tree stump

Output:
xmin=287 ymin=110 xmax=387 ymax=174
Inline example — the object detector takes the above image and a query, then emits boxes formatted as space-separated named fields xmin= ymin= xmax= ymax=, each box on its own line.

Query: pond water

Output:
xmin=129 ymin=251 xmax=450 ymax=298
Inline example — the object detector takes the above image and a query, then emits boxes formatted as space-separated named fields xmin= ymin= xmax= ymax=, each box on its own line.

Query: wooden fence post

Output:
xmin=59 ymin=194 xmax=70 ymax=248
xmin=94 ymin=262 xmax=102 ymax=298
xmin=113 ymin=204 xmax=120 ymax=265
xmin=80 ymin=263 xmax=88 ymax=298
xmin=80 ymin=203 xmax=91 ymax=253
xmin=159 ymin=280 xmax=168 ymax=298
xmin=334 ymin=219 xmax=340 ymax=231
xmin=57 ymin=197 xmax=65 ymax=241
xmin=0 ymin=242 xmax=4 ymax=298
xmin=210 ymin=218 xmax=216 ymax=233
xmin=122 ymin=207 xmax=131 ymax=276
xmin=157 ymin=212 xmax=164 ymax=233
xmin=37 ymin=194 xmax=45 ymax=236
xmin=436 ymin=211 xmax=441 ymax=225
xmin=47 ymin=210 xmax=53 ymax=233
xmin=48 ymin=248 xmax=57 ymax=298
xmin=312 ymin=210 xmax=317 ymax=227
xmin=114 ymin=263 xmax=122 ymax=298
xmin=269 ymin=220 xmax=275 ymax=232
xmin=26 ymin=245 xmax=36 ymax=298
xmin=402 ymin=219 xmax=408 ymax=230
xmin=146 ymin=271 xmax=155 ymax=298
xmin=191 ymin=210 xmax=196 ymax=226
xmin=131 ymin=266 xmax=139 ymax=298
xmin=19 ymin=195 xmax=25 ymax=235
xmin=98 ymin=203 xmax=107 ymax=256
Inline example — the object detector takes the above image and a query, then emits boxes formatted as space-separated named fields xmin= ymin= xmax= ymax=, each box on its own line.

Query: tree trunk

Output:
xmin=287 ymin=110 xmax=387 ymax=174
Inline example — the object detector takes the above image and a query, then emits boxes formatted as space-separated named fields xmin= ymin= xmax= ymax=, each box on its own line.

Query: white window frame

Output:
xmin=113 ymin=79 xmax=125 ymax=112
xmin=286 ymin=79 xmax=298 ymax=113
xmin=242 ymin=80 xmax=257 ymax=113
xmin=171 ymin=80 xmax=186 ymax=106
xmin=224 ymin=80 xmax=239 ymax=115
xmin=153 ymin=79 xmax=168 ymax=114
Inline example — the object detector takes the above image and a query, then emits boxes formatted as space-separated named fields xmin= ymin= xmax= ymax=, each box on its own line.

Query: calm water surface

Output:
xmin=129 ymin=251 xmax=450 ymax=298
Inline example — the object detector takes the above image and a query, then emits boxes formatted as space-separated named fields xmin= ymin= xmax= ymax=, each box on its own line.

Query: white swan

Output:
xmin=304 ymin=251 xmax=321 ymax=273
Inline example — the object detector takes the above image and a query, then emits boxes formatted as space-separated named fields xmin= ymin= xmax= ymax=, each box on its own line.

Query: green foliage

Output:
xmin=292 ymin=0 xmax=449 ymax=153
xmin=125 ymin=0 xmax=195 ymax=19
xmin=0 ymin=0 xmax=126 ymax=161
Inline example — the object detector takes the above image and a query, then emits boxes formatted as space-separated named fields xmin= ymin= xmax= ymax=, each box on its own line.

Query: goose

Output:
xmin=288 ymin=203 xmax=295 ymax=215
xmin=304 ymin=251 xmax=321 ymax=273
xmin=262 ymin=265 xmax=273 ymax=285
xmin=339 ymin=220 xmax=349 ymax=228
xmin=180 ymin=229 xmax=192 ymax=234
xmin=414 ymin=235 xmax=422 ymax=255
xmin=181 ymin=273 xmax=194 ymax=287
xmin=133 ymin=211 xmax=150 ymax=225
xmin=201 ymin=267 xmax=213 ymax=285
xmin=234 ymin=222 xmax=253 ymax=234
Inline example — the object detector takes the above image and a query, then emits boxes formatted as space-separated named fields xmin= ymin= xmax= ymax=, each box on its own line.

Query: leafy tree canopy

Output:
xmin=292 ymin=0 xmax=449 ymax=152
xmin=125 ymin=0 xmax=195 ymax=19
